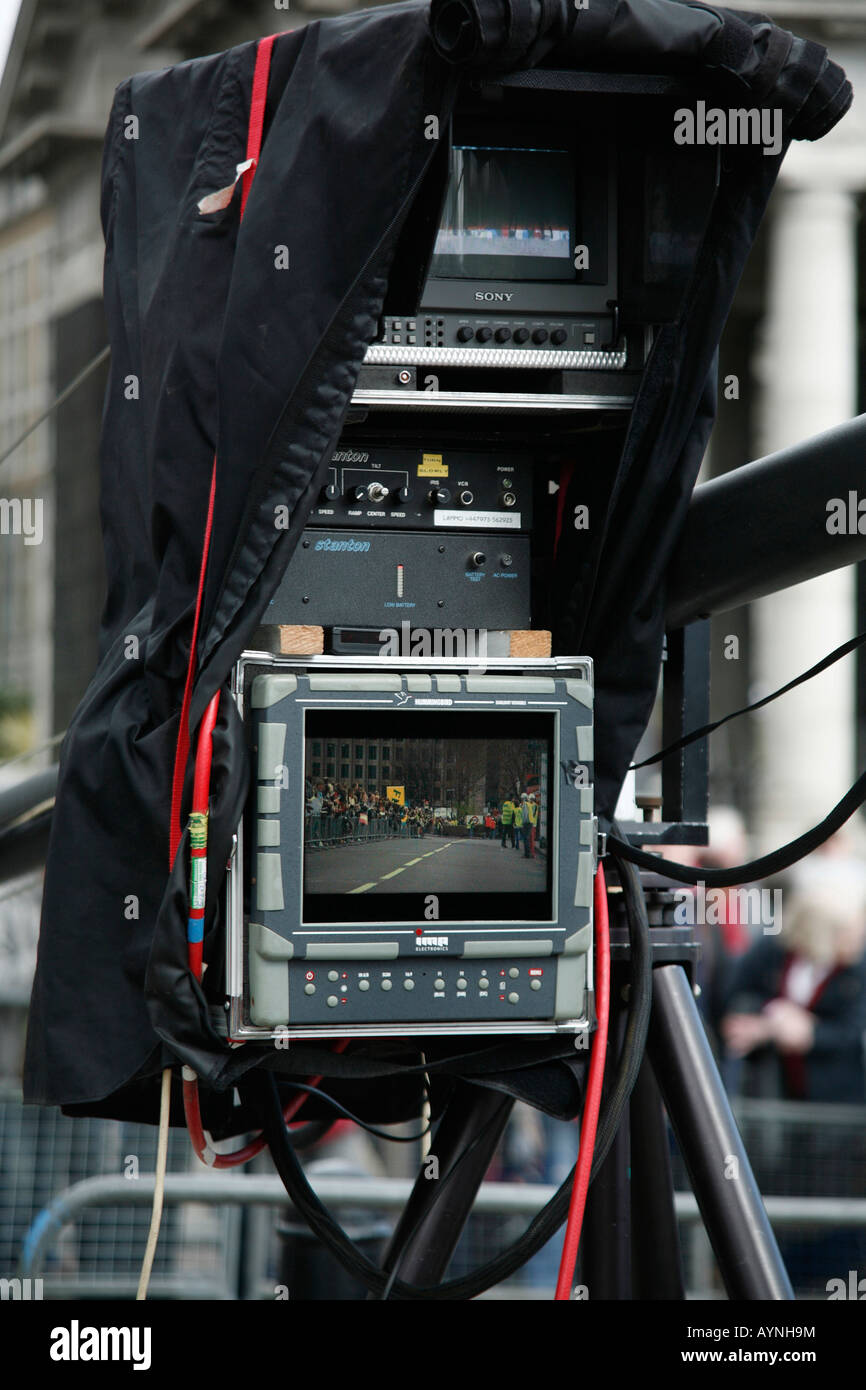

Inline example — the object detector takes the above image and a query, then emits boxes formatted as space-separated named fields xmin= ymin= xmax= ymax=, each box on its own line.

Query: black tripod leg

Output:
xmin=582 ymin=969 xmax=631 ymax=1298
xmin=648 ymin=964 xmax=793 ymax=1300
xmin=380 ymin=1080 xmax=514 ymax=1286
xmin=629 ymin=1051 xmax=685 ymax=1299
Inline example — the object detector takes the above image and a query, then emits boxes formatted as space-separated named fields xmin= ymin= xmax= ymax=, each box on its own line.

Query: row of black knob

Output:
xmin=455 ymin=325 xmax=568 ymax=346
xmin=322 ymin=483 xmax=516 ymax=507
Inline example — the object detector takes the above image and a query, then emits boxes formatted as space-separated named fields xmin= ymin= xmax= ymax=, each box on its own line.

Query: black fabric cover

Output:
xmin=24 ymin=0 xmax=851 ymax=1121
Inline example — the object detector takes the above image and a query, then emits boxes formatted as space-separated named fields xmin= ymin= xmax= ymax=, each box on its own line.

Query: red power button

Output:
xmin=305 ymin=970 xmax=315 ymax=981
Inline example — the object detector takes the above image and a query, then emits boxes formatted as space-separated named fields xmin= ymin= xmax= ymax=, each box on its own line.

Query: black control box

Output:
xmin=267 ymin=443 xmax=534 ymax=631
xmin=306 ymin=445 xmax=532 ymax=533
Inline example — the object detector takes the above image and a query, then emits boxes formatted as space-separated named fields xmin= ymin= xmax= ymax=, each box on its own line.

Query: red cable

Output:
xmin=179 ymin=32 xmax=288 ymax=1169
xmin=168 ymin=464 xmax=218 ymax=868
xmin=168 ymin=32 xmax=277 ymax=869
xmin=554 ymin=861 xmax=611 ymax=1300
xmin=183 ymin=1042 xmax=348 ymax=1168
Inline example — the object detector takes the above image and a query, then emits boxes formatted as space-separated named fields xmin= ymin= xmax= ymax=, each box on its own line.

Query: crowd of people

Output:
xmin=303 ymin=780 xmax=543 ymax=854
xmin=304 ymin=781 xmax=433 ymax=847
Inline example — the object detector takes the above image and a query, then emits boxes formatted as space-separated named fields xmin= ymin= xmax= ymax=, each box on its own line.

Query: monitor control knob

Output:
xmin=321 ymin=482 xmax=339 ymax=502
xmin=456 ymin=326 xmax=474 ymax=342
xmin=366 ymin=482 xmax=389 ymax=503
xmin=513 ymin=327 xmax=530 ymax=344
xmin=495 ymin=327 xmax=511 ymax=343
xmin=470 ymin=551 xmax=486 ymax=568
xmin=395 ymin=485 xmax=411 ymax=504
xmin=428 ymin=486 xmax=450 ymax=505
xmin=532 ymin=328 xmax=549 ymax=344
xmin=352 ymin=485 xmax=367 ymax=502
xmin=476 ymin=326 xmax=493 ymax=343
xmin=551 ymin=328 xmax=568 ymax=345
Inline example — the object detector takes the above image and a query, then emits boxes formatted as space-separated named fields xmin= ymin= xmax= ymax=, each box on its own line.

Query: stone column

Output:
xmin=750 ymin=175 xmax=859 ymax=854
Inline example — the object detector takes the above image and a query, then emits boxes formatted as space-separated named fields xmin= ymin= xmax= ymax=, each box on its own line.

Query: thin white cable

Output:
xmin=136 ymin=1066 xmax=173 ymax=1301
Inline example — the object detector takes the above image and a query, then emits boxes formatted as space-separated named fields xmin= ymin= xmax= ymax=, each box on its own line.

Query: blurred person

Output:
xmin=525 ymin=793 xmax=539 ymax=858
xmin=721 ymin=882 xmax=866 ymax=1102
xmin=501 ymin=797 xmax=515 ymax=848
xmin=721 ymin=868 xmax=866 ymax=1290
xmin=513 ymin=797 xmax=525 ymax=851
xmin=665 ymin=805 xmax=760 ymax=1073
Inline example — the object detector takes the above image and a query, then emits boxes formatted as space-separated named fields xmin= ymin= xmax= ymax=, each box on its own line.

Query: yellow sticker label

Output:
xmin=418 ymin=454 xmax=447 ymax=478
xmin=387 ymin=786 xmax=405 ymax=805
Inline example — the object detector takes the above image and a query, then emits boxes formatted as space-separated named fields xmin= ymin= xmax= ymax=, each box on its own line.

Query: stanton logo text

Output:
xmin=314 ymin=537 xmax=371 ymax=553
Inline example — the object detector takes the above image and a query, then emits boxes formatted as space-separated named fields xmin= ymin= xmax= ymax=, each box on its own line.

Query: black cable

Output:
xmin=630 ymin=628 xmax=866 ymax=771
xmin=280 ymin=1081 xmax=430 ymax=1143
xmin=608 ymin=765 xmax=866 ymax=889
xmin=288 ymin=1119 xmax=335 ymax=1152
xmin=0 ymin=345 xmax=110 ymax=473
xmin=258 ymin=855 xmax=653 ymax=1298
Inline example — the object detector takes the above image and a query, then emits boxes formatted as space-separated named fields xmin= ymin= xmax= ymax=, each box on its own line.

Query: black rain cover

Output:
xmin=23 ymin=0 xmax=851 ymax=1121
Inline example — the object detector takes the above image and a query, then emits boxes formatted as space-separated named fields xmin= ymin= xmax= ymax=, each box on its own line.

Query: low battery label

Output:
xmin=418 ymin=454 xmax=447 ymax=477
xmin=434 ymin=511 xmax=521 ymax=529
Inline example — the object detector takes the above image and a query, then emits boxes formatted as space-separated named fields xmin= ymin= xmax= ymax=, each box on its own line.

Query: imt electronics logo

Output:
xmin=416 ymin=935 xmax=449 ymax=951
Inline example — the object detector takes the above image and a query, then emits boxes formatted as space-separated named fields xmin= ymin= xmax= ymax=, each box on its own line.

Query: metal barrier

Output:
xmin=304 ymin=813 xmax=431 ymax=848
xmin=17 ymin=1170 xmax=866 ymax=1294
xmin=0 ymin=1088 xmax=238 ymax=1301
xmin=4 ymin=1088 xmax=865 ymax=1299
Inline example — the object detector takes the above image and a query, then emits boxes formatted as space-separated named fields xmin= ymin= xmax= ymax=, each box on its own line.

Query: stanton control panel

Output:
xmin=266 ymin=445 xmax=534 ymax=630
xmin=304 ymin=446 xmax=533 ymax=532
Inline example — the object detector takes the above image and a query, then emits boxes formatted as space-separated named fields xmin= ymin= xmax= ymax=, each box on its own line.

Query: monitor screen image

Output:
xmin=301 ymin=711 xmax=554 ymax=923
xmin=430 ymin=144 xmax=577 ymax=284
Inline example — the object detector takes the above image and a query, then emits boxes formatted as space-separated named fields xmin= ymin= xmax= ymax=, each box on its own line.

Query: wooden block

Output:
xmin=508 ymin=629 xmax=552 ymax=657
xmin=278 ymin=624 xmax=324 ymax=655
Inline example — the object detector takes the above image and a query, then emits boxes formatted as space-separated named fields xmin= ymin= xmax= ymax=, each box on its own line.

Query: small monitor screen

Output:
xmin=430 ymin=144 xmax=577 ymax=284
xmin=302 ymin=711 xmax=554 ymax=924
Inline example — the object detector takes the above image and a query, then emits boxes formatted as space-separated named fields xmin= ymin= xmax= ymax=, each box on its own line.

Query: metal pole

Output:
xmin=380 ymin=1080 xmax=514 ymax=1286
xmin=629 ymin=1052 xmax=685 ymax=1299
xmin=648 ymin=963 xmax=793 ymax=1300
xmin=665 ymin=413 xmax=866 ymax=628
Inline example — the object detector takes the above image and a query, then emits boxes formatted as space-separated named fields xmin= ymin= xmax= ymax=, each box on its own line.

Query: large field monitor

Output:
xmin=225 ymin=654 xmax=596 ymax=1041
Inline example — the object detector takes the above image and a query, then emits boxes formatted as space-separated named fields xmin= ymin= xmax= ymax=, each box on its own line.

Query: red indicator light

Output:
xmin=305 ymin=971 xmax=315 ymax=981
xmin=342 ymin=973 xmax=348 ymax=979
xmin=416 ymin=929 xmax=423 ymax=936
xmin=341 ymin=998 xmax=347 ymax=1004
xmin=499 ymin=995 xmax=506 ymax=1001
